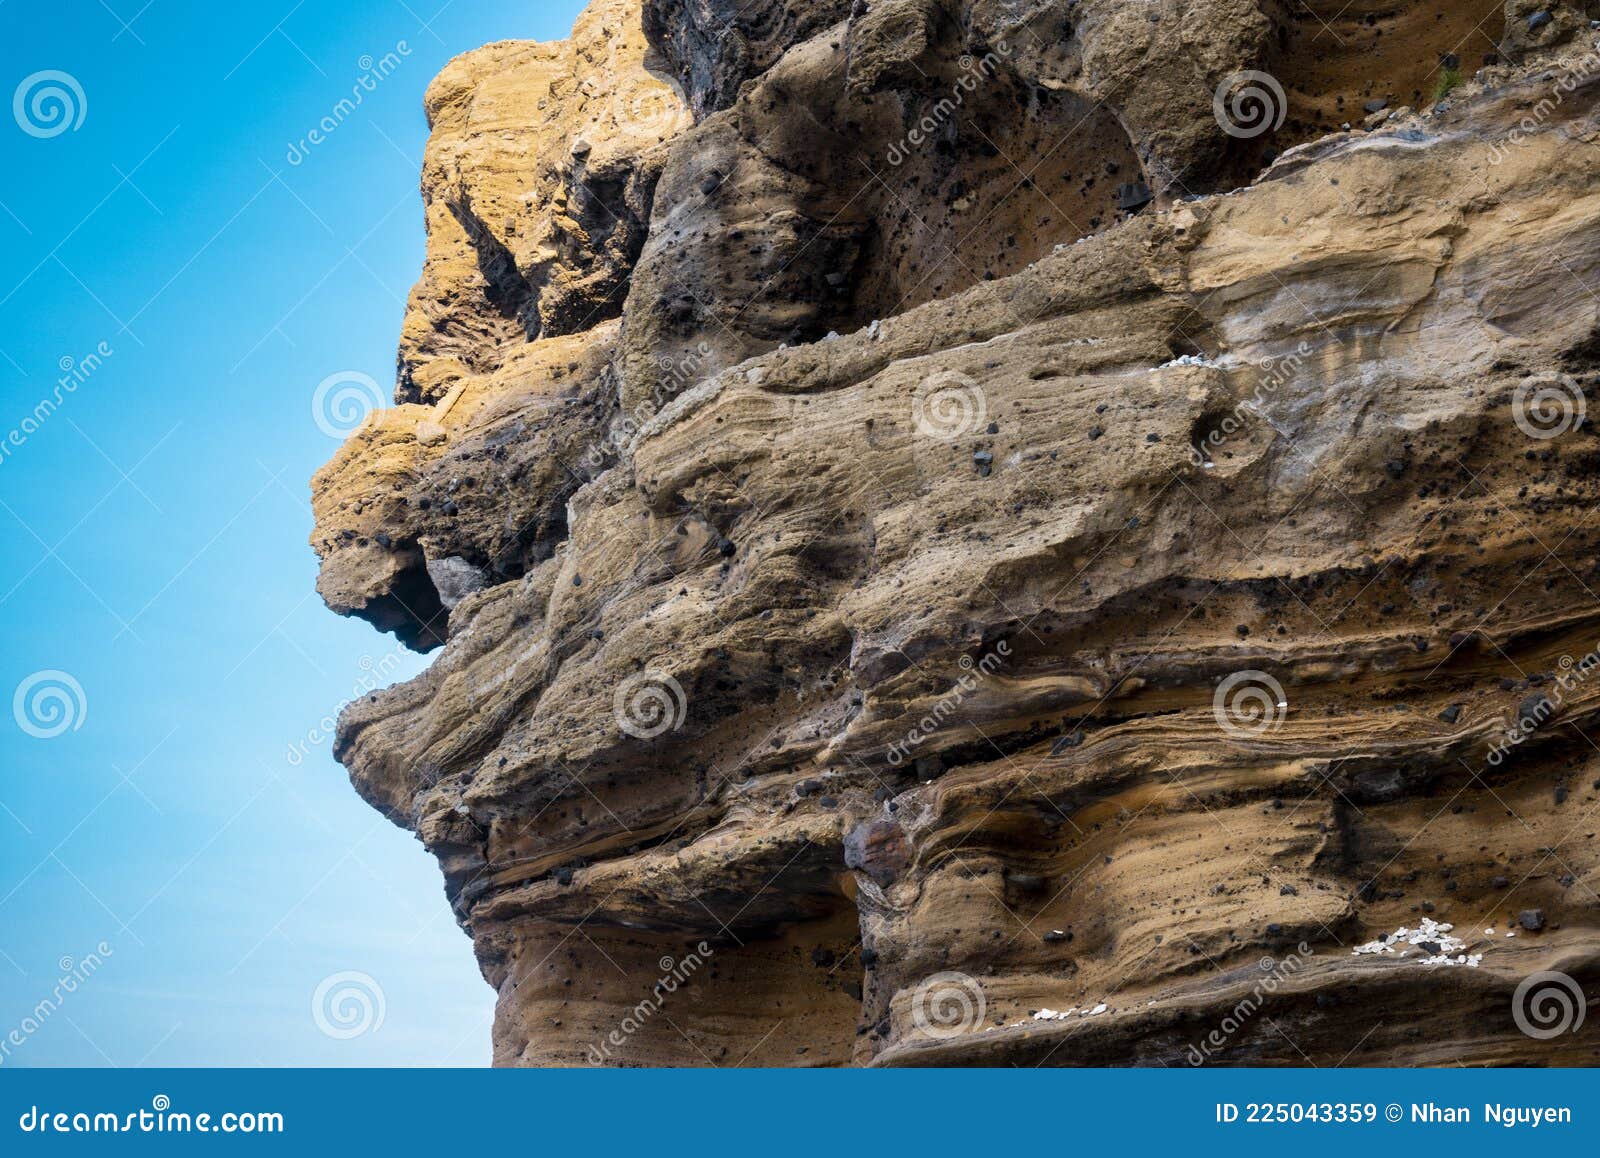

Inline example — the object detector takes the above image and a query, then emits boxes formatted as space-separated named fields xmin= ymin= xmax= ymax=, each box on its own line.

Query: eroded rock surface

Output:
xmin=313 ymin=0 xmax=1600 ymax=1065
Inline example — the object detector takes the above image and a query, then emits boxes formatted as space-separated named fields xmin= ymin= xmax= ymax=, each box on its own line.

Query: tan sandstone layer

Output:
xmin=312 ymin=0 xmax=1600 ymax=1065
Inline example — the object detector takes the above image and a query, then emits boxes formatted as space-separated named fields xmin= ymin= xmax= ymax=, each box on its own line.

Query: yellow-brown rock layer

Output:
xmin=312 ymin=0 xmax=1600 ymax=1065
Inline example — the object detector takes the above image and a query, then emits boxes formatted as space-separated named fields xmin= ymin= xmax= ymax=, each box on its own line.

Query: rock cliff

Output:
xmin=312 ymin=0 xmax=1600 ymax=1065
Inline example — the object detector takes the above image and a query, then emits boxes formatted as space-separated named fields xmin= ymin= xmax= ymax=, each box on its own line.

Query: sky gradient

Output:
xmin=0 ymin=0 xmax=587 ymax=1066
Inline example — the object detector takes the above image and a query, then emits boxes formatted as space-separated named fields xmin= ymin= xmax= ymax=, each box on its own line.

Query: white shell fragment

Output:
xmin=1350 ymin=917 xmax=1483 ymax=967
xmin=1032 ymin=1000 xmax=1110 ymax=1022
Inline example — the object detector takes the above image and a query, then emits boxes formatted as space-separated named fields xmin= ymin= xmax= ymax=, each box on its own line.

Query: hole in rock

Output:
xmin=843 ymin=84 xmax=1148 ymax=323
xmin=362 ymin=546 xmax=449 ymax=653
xmin=1234 ymin=0 xmax=1506 ymax=171
xmin=816 ymin=84 xmax=1148 ymax=335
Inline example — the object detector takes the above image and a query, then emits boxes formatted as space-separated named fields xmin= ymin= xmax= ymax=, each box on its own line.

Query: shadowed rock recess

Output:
xmin=312 ymin=0 xmax=1600 ymax=1065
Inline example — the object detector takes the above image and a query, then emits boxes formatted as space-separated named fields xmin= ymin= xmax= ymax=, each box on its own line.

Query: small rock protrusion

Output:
xmin=1518 ymin=692 xmax=1554 ymax=730
xmin=1051 ymin=730 xmax=1085 ymax=755
xmin=1115 ymin=180 xmax=1153 ymax=212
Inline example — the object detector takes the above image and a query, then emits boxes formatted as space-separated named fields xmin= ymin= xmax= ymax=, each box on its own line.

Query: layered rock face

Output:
xmin=312 ymin=0 xmax=1600 ymax=1065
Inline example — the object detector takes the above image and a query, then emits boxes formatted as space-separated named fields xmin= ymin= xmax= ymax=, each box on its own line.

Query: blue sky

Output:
xmin=0 ymin=0 xmax=587 ymax=1065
